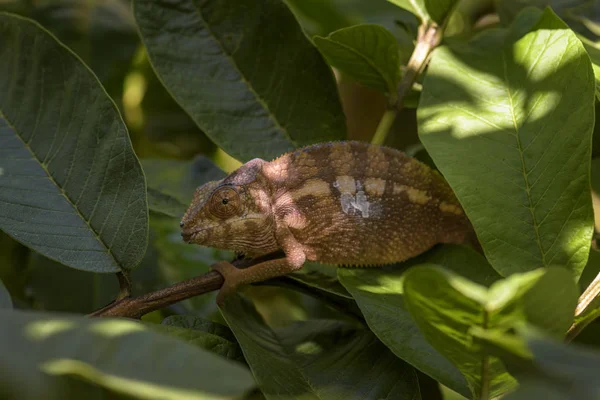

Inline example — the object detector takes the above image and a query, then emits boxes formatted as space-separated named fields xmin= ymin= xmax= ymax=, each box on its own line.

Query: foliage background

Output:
xmin=2 ymin=0 xmax=600 ymax=399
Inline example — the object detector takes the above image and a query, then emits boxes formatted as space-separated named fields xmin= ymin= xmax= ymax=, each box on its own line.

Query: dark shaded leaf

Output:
xmin=134 ymin=0 xmax=346 ymax=162
xmin=221 ymin=294 xmax=421 ymax=400
xmin=0 ymin=14 xmax=148 ymax=272
xmin=387 ymin=0 xmax=458 ymax=24
xmin=0 ymin=309 xmax=255 ymax=399
xmin=314 ymin=24 xmax=401 ymax=97
xmin=158 ymin=315 xmax=244 ymax=362
xmin=0 ymin=279 xmax=11 ymax=309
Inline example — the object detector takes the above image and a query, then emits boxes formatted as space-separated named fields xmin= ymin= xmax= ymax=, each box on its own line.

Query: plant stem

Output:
xmin=371 ymin=108 xmax=397 ymax=145
xmin=479 ymin=310 xmax=490 ymax=400
xmin=565 ymin=270 xmax=600 ymax=342
xmin=397 ymin=22 xmax=442 ymax=112
xmin=371 ymin=21 xmax=443 ymax=145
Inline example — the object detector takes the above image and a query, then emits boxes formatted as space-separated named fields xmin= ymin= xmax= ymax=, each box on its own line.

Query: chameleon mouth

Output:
xmin=181 ymin=231 xmax=196 ymax=243
xmin=181 ymin=226 xmax=212 ymax=243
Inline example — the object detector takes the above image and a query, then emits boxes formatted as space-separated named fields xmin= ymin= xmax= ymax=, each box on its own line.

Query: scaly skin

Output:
xmin=181 ymin=141 xmax=473 ymax=304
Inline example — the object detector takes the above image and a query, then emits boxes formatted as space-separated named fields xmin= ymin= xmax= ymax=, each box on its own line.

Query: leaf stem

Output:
xmin=565 ymin=270 xmax=600 ymax=342
xmin=371 ymin=108 xmax=397 ymax=145
xmin=116 ymin=271 xmax=132 ymax=301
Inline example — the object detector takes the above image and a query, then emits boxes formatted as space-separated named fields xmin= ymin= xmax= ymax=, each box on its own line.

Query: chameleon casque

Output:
xmin=180 ymin=141 xmax=473 ymax=303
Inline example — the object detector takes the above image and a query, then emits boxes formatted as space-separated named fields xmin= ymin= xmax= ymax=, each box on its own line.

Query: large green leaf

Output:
xmin=0 ymin=0 xmax=139 ymax=101
xmin=387 ymin=0 xmax=458 ymax=24
xmin=0 ymin=310 xmax=255 ymax=399
xmin=134 ymin=0 xmax=346 ymax=162
xmin=314 ymin=24 xmax=401 ymax=97
xmin=0 ymin=13 xmax=148 ymax=272
xmin=338 ymin=245 xmax=498 ymax=397
xmin=418 ymin=8 xmax=595 ymax=278
xmin=0 ymin=279 xmax=11 ymax=309
xmin=403 ymin=266 xmax=578 ymax=399
xmin=220 ymin=294 xmax=421 ymax=400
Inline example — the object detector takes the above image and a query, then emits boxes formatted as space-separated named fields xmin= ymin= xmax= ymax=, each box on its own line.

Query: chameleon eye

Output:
xmin=209 ymin=187 xmax=243 ymax=219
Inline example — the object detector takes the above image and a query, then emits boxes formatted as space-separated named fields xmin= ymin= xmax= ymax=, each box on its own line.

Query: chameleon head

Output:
xmin=179 ymin=158 xmax=277 ymax=255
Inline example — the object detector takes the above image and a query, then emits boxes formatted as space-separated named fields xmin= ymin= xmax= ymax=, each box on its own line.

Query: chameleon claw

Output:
xmin=212 ymin=261 xmax=242 ymax=305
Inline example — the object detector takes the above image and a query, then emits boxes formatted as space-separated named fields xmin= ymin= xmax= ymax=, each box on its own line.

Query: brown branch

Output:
xmin=88 ymin=270 xmax=224 ymax=318
xmin=88 ymin=253 xmax=282 ymax=319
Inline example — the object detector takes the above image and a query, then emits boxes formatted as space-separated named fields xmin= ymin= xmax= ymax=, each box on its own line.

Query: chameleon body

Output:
xmin=181 ymin=141 xmax=473 ymax=303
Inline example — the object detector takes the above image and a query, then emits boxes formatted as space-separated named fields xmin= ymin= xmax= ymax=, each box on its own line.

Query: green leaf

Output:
xmin=403 ymin=266 xmax=578 ymax=398
xmin=418 ymin=8 xmax=595 ymax=278
xmin=142 ymin=156 xmax=225 ymax=218
xmin=338 ymin=245 xmax=497 ymax=397
xmin=314 ymin=24 xmax=401 ymax=97
xmin=134 ymin=0 xmax=346 ymax=162
xmin=481 ymin=326 xmax=600 ymax=400
xmin=151 ymin=316 xmax=244 ymax=362
xmin=0 ymin=0 xmax=139 ymax=100
xmin=387 ymin=0 xmax=458 ymax=24
xmin=0 ymin=310 xmax=255 ymax=399
xmin=0 ymin=13 xmax=148 ymax=272
xmin=496 ymin=0 xmax=600 ymax=37
xmin=0 ymin=279 xmax=11 ymax=309
xmin=220 ymin=294 xmax=421 ymax=400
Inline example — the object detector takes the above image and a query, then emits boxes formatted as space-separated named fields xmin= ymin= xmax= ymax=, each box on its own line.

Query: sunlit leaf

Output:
xmin=418 ymin=8 xmax=595 ymax=278
xmin=0 ymin=13 xmax=148 ymax=272
xmin=403 ymin=266 xmax=577 ymax=398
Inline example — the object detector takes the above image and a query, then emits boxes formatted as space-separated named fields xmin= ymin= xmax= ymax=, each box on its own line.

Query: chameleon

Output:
xmin=180 ymin=141 xmax=474 ymax=304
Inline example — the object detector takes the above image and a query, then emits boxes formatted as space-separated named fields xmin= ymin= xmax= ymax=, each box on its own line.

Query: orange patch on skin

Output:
xmin=439 ymin=201 xmax=463 ymax=215
xmin=329 ymin=142 xmax=353 ymax=175
xmin=393 ymin=184 xmax=431 ymax=205
xmin=366 ymin=146 xmax=389 ymax=176
xmin=334 ymin=176 xmax=356 ymax=194
xmin=290 ymin=179 xmax=331 ymax=199
xmin=364 ymin=178 xmax=386 ymax=197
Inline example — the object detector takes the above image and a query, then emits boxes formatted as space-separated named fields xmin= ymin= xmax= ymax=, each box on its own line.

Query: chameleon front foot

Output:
xmin=211 ymin=261 xmax=243 ymax=305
